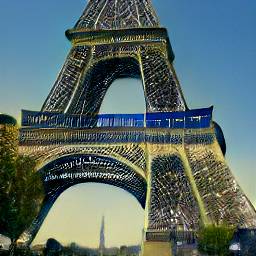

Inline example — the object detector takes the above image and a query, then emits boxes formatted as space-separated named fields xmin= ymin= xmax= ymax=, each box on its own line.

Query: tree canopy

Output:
xmin=0 ymin=124 xmax=44 ymax=242
xmin=197 ymin=224 xmax=235 ymax=255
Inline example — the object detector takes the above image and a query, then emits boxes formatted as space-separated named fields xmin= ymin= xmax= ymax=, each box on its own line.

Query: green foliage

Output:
xmin=0 ymin=128 xmax=44 ymax=242
xmin=197 ymin=224 xmax=235 ymax=255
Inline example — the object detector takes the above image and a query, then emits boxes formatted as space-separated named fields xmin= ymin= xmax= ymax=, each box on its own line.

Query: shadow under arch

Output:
xmin=17 ymin=154 xmax=147 ymax=247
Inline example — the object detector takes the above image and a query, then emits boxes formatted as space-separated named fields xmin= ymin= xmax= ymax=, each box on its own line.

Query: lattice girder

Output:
xmin=147 ymin=153 xmax=200 ymax=231
xmin=19 ymin=143 xmax=147 ymax=178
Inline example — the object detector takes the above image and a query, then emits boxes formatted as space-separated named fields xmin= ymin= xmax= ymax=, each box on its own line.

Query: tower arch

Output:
xmin=66 ymin=56 xmax=142 ymax=115
xmin=17 ymin=154 xmax=147 ymax=246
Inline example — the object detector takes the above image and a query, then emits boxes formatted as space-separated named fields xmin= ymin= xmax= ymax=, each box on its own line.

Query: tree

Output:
xmin=0 ymin=121 xmax=44 ymax=243
xmin=197 ymin=224 xmax=235 ymax=255
xmin=0 ymin=122 xmax=18 ymax=241
xmin=9 ymin=155 xmax=44 ymax=241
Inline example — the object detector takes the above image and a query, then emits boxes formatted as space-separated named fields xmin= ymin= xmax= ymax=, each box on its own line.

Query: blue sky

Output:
xmin=0 ymin=0 xmax=256 ymax=247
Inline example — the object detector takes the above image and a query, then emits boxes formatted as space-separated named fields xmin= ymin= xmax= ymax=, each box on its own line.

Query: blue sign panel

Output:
xmin=21 ymin=107 xmax=213 ymax=129
xmin=96 ymin=114 xmax=144 ymax=127
xmin=146 ymin=107 xmax=213 ymax=129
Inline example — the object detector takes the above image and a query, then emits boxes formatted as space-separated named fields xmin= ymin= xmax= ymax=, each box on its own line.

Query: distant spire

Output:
xmin=99 ymin=216 xmax=105 ymax=256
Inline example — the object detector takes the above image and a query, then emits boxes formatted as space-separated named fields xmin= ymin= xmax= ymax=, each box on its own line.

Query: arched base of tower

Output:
xmin=141 ymin=241 xmax=172 ymax=256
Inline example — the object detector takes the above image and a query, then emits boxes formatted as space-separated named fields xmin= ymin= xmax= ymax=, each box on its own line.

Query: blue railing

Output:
xmin=21 ymin=107 xmax=213 ymax=129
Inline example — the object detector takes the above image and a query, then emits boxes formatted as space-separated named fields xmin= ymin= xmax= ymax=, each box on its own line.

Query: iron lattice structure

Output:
xmin=15 ymin=0 xmax=256 ymax=248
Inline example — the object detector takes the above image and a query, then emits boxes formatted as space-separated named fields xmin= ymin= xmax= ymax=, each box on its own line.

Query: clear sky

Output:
xmin=0 ymin=0 xmax=256 ymax=248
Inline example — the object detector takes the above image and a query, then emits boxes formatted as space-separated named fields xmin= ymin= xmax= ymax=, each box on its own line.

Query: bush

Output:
xmin=197 ymin=224 xmax=235 ymax=255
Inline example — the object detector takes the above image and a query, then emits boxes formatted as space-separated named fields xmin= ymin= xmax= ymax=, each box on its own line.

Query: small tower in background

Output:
xmin=99 ymin=216 xmax=105 ymax=256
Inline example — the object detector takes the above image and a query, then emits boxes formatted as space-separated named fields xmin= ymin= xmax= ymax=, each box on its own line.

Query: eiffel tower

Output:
xmin=15 ymin=0 xmax=256 ymax=255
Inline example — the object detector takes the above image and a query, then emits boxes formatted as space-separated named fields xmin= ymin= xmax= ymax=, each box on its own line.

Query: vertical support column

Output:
xmin=142 ymin=149 xmax=173 ymax=256
xmin=41 ymin=46 xmax=91 ymax=113
xmin=180 ymin=146 xmax=210 ymax=227
xmin=142 ymin=146 xmax=202 ymax=256
xmin=139 ymin=45 xmax=186 ymax=113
